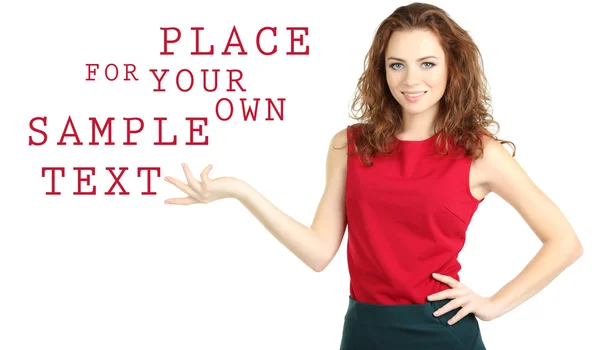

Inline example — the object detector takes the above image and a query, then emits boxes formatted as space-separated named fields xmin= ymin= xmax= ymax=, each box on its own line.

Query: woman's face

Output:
xmin=384 ymin=28 xmax=448 ymax=119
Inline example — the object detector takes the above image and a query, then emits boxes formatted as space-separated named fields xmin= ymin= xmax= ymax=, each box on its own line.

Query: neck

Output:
xmin=396 ymin=106 xmax=438 ymax=140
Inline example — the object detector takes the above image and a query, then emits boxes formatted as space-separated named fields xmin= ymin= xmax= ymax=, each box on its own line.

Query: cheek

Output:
xmin=385 ymin=70 xmax=395 ymax=87
xmin=386 ymin=72 xmax=403 ymax=94
xmin=427 ymin=71 xmax=447 ymax=88
xmin=427 ymin=77 xmax=442 ymax=88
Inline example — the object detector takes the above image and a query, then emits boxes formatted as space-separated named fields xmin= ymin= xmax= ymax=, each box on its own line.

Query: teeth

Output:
xmin=405 ymin=92 xmax=425 ymax=97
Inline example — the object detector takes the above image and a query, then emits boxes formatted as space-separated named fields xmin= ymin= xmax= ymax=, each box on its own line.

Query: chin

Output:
xmin=400 ymin=104 xmax=432 ymax=115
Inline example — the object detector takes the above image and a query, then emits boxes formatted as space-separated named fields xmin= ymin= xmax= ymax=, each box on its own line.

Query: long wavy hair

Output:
xmin=347 ymin=2 xmax=515 ymax=166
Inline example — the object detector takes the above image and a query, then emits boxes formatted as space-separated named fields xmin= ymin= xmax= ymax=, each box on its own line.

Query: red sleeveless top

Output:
xmin=345 ymin=124 xmax=484 ymax=305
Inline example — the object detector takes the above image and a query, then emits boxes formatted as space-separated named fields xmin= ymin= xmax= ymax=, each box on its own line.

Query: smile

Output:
xmin=402 ymin=91 xmax=427 ymax=102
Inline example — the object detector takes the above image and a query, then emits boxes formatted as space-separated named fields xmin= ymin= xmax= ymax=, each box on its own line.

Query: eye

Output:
xmin=388 ymin=62 xmax=436 ymax=70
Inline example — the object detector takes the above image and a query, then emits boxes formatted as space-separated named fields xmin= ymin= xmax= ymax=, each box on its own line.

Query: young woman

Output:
xmin=164 ymin=3 xmax=583 ymax=349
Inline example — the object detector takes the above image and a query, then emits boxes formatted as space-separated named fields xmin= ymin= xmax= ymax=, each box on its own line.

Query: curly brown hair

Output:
xmin=346 ymin=2 xmax=515 ymax=166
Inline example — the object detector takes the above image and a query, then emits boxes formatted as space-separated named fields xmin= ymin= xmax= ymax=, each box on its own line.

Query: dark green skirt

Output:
xmin=340 ymin=296 xmax=486 ymax=349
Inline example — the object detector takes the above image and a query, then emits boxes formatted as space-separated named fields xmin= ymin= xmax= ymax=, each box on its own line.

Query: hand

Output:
xmin=428 ymin=273 xmax=501 ymax=325
xmin=164 ymin=163 xmax=242 ymax=205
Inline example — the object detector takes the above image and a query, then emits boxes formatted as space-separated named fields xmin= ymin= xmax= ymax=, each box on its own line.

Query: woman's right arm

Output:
xmin=233 ymin=128 xmax=349 ymax=272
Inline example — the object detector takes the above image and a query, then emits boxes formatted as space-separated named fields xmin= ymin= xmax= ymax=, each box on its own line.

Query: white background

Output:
xmin=1 ymin=0 xmax=598 ymax=349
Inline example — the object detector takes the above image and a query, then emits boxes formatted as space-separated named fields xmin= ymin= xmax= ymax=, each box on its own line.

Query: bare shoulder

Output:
xmin=332 ymin=126 xmax=349 ymax=148
xmin=472 ymin=134 xmax=543 ymax=214
xmin=328 ymin=127 xmax=350 ymax=160
xmin=469 ymin=135 xmax=513 ymax=200
xmin=472 ymin=135 xmax=518 ymax=190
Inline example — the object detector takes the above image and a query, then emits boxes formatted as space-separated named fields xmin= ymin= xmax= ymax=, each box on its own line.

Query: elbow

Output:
xmin=311 ymin=260 xmax=328 ymax=273
xmin=310 ymin=239 xmax=337 ymax=272
xmin=559 ymin=237 xmax=584 ymax=264
xmin=312 ymin=265 xmax=325 ymax=273
xmin=568 ymin=236 xmax=584 ymax=261
xmin=573 ymin=241 xmax=584 ymax=260
xmin=311 ymin=255 xmax=333 ymax=273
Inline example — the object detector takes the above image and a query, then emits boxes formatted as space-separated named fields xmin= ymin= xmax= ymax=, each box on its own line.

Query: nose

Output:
xmin=403 ymin=68 xmax=421 ymax=87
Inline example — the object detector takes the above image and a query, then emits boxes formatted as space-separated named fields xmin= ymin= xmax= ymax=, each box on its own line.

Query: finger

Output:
xmin=181 ymin=163 xmax=204 ymax=194
xmin=448 ymin=306 xmax=472 ymax=325
xmin=428 ymin=288 xmax=468 ymax=301
xmin=181 ymin=163 xmax=199 ymax=186
xmin=164 ymin=196 xmax=197 ymax=205
xmin=165 ymin=176 xmax=203 ymax=201
xmin=433 ymin=297 xmax=467 ymax=318
xmin=200 ymin=164 xmax=212 ymax=188
xmin=181 ymin=163 xmax=206 ymax=198
xmin=432 ymin=273 xmax=462 ymax=288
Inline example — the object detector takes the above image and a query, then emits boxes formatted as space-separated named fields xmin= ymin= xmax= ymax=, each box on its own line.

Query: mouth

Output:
xmin=401 ymin=91 xmax=427 ymax=97
xmin=401 ymin=91 xmax=427 ymax=102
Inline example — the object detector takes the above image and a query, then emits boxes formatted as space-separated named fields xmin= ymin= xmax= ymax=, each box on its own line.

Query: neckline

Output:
xmin=394 ymin=131 xmax=440 ymax=144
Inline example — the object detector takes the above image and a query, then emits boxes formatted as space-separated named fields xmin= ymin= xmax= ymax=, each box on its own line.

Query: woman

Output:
xmin=164 ymin=3 xmax=583 ymax=349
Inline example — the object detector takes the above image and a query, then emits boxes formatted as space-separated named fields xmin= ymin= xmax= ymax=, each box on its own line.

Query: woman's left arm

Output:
xmin=476 ymin=137 xmax=583 ymax=317
xmin=428 ymin=137 xmax=583 ymax=324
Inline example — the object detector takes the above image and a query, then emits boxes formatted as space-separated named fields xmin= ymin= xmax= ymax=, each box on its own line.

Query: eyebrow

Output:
xmin=387 ymin=56 xmax=438 ymax=62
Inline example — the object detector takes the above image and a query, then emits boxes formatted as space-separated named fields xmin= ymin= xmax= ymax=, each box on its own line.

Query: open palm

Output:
xmin=164 ymin=163 xmax=240 ymax=205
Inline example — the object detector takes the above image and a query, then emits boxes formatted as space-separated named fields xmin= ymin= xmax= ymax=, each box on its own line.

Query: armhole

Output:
xmin=345 ymin=126 xmax=353 ymax=195
xmin=346 ymin=125 xmax=354 ymax=154
xmin=465 ymin=156 xmax=484 ymax=204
